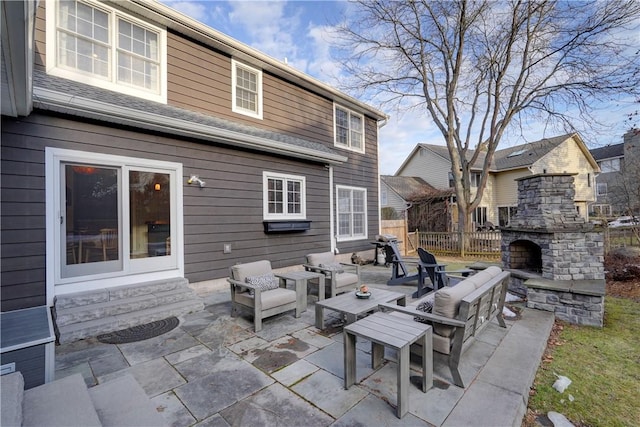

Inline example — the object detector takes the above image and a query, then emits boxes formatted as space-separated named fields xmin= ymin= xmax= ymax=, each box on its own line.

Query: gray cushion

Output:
xmin=232 ymin=260 xmax=272 ymax=282
xmin=320 ymin=262 xmax=344 ymax=274
xmin=246 ymin=273 xmax=279 ymax=295
xmin=236 ymin=287 xmax=297 ymax=310
xmin=306 ymin=252 xmax=336 ymax=266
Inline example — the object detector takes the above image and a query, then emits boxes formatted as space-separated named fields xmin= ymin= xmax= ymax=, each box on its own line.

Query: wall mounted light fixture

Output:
xmin=188 ymin=175 xmax=206 ymax=187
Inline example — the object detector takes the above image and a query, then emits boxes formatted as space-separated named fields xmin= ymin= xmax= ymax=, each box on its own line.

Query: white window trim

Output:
xmin=45 ymin=147 xmax=183 ymax=302
xmin=333 ymin=104 xmax=365 ymax=153
xmin=336 ymin=185 xmax=368 ymax=242
xmin=231 ymin=59 xmax=263 ymax=120
xmin=262 ymin=171 xmax=306 ymax=220
xmin=45 ymin=0 xmax=168 ymax=104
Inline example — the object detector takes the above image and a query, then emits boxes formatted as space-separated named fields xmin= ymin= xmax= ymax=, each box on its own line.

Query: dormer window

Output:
xmin=334 ymin=105 xmax=364 ymax=153
xmin=232 ymin=59 xmax=263 ymax=119
xmin=46 ymin=0 xmax=167 ymax=103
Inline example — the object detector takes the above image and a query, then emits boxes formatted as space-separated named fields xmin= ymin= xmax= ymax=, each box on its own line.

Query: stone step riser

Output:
xmin=55 ymin=278 xmax=188 ymax=309
xmin=57 ymin=299 xmax=204 ymax=344
xmin=55 ymin=287 xmax=199 ymax=327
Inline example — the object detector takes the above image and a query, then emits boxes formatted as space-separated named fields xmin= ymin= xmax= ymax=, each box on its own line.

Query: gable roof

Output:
xmin=33 ymin=70 xmax=348 ymax=164
xmin=381 ymin=175 xmax=435 ymax=200
xmin=399 ymin=133 xmax=597 ymax=173
xmin=589 ymin=143 xmax=624 ymax=161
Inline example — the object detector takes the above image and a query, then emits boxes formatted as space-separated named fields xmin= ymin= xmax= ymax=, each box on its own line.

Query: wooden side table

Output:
xmin=343 ymin=312 xmax=432 ymax=419
xmin=276 ymin=270 xmax=325 ymax=309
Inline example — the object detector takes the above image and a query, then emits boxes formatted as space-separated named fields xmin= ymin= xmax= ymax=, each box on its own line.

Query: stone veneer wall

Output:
xmin=501 ymin=230 xmax=605 ymax=281
xmin=526 ymin=279 xmax=605 ymax=327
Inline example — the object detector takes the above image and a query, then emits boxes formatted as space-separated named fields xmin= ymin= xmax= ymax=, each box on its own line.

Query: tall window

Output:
xmin=232 ymin=59 xmax=263 ymax=119
xmin=263 ymin=172 xmax=306 ymax=219
xmin=470 ymin=172 xmax=481 ymax=188
xmin=498 ymin=206 xmax=517 ymax=227
xmin=334 ymin=105 xmax=364 ymax=152
xmin=337 ymin=186 xmax=367 ymax=240
xmin=472 ymin=206 xmax=487 ymax=227
xmin=47 ymin=0 xmax=166 ymax=102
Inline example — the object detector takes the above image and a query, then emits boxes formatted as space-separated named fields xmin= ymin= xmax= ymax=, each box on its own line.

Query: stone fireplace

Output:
xmin=501 ymin=174 xmax=606 ymax=326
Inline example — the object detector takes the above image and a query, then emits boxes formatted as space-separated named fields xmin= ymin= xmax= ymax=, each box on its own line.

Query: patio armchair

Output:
xmin=227 ymin=260 xmax=304 ymax=332
xmin=303 ymin=252 xmax=361 ymax=299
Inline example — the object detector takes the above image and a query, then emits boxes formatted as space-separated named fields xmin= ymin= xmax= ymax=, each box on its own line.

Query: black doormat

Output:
xmin=97 ymin=317 xmax=179 ymax=344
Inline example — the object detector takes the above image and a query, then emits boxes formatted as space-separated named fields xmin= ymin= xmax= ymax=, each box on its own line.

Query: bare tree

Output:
xmin=334 ymin=0 xmax=640 ymax=235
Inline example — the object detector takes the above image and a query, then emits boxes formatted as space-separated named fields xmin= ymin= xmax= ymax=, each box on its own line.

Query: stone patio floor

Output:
xmin=53 ymin=265 xmax=554 ymax=426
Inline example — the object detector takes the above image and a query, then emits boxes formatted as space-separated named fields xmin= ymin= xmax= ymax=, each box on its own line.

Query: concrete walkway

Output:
xmin=53 ymin=265 xmax=554 ymax=426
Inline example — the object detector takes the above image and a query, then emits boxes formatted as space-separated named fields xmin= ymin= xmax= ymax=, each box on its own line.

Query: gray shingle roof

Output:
xmin=418 ymin=134 xmax=574 ymax=171
xmin=589 ymin=143 xmax=624 ymax=161
xmin=381 ymin=175 xmax=435 ymax=199
xmin=32 ymin=70 xmax=340 ymax=158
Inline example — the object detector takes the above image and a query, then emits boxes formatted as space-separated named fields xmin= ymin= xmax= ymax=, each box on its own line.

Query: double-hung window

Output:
xmin=337 ymin=186 xmax=367 ymax=240
xmin=263 ymin=172 xmax=306 ymax=219
xmin=470 ymin=172 xmax=481 ymax=188
xmin=334 ymin=105 xmax=364 ymax=153
xmin=597 ymin=183 xmax=607 ymax=196
xmin=46 ymin=0 xmax=167 ymax=103
xmin=232 ymin=59 xmax=263 ymax=119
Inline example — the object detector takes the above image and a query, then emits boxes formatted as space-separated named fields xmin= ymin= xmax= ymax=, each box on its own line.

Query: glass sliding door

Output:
xmin=51 ymin=148 xmax=181 ymax=287
xmin=62 ymin=163 xmax=122 ymax=277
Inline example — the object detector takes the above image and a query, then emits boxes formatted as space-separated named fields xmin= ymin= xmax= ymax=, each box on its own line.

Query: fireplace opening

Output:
xmin=509 ymin=240 xmax=542 ymax=273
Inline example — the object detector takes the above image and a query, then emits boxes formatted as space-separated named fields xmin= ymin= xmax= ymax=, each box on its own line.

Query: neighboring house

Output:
xmin=1 ymin=0 xmax=386 ymax=348
xmin=589 ymin=129 xmax=640 ymax=218
xmin=395 ymin=134 xmax=599 ymax=229
xmin=380 ymin=175 xmax=434 ymax=218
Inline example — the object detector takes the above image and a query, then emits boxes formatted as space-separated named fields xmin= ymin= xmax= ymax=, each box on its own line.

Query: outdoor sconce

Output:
xmin=188 ymin=175 xmax=206 ymax=187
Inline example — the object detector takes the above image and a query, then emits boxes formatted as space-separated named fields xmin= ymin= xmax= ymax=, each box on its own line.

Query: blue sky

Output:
xmin=161 ymin=0 xmax=637 ymax=175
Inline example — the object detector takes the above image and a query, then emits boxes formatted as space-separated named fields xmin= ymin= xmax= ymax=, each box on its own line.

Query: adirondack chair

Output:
xmin=415 ymin=248 xmax=474 ymax=297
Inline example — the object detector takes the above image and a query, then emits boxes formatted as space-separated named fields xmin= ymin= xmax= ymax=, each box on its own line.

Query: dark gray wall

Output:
xmin=1 ymin=112 xmax=379 ymax=310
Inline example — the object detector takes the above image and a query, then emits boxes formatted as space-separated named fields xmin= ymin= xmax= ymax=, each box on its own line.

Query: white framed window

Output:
xmin=599 ymin=158 xmax=621 ymax=173
xmin=470 ymin=172 xmax=481 ymax=188
xmin=232 ymin=59 xmax=263 ymax=119
xmin=334 ymin=104 xmax=364 ymax=153
xmin=46 ymin=0 xmax=167 ymax=103
xmin=498 ymin=206 xmax=517 ymax=227
xmin=337 ymin=185 xmax=367 ymax=241
xmin=472 ymin=206 xmax=487 ymax=226
xmin=597 ymin=182 xmax=607 ymax=196
xmin=263 ymin=172 xmax=306 ymax=220
xmin=46 ymin=148 xmax=183 ymax=295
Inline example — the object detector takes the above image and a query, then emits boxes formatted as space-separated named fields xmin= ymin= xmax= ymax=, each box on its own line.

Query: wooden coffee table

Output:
xmin=344 ymin=312 xmax=432 ymax=418
xmin=314 ymin=288 xmax=406 ymax=329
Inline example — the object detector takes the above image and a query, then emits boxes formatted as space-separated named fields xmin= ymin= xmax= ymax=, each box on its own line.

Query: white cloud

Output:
xmin=227 ymin=1 xmax=301 ymax=64
xmin=162 ymin=1 xmax=209 ymax=23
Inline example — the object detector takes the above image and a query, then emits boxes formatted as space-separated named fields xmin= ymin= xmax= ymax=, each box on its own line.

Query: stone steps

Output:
xmin=3 ymin=371 xmax=167 ymax=427
xmin=54 ymin=278 xmax=204 ymax=344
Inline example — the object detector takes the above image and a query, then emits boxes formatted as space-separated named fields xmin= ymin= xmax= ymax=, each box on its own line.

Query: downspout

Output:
xmin=377 ymin=116 xmax=389 ymax=237
xmin=329 ymin=165 xmax=336 ymax=253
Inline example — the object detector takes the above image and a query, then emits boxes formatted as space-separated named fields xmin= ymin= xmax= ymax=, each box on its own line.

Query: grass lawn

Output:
xmin=525 ymin=296 xmax=640 ymax=426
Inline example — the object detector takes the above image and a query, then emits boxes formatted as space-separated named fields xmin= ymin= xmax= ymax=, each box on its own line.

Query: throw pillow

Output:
xmin=319 ymin=262 xmax=344 ymax=275
xmin=245 ymin=273 xmax=279 ymax=296
xmin=414 ymin=299 xmax=433 ymax=324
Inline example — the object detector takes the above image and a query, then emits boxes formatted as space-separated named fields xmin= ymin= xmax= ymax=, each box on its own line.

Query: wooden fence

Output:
xmin=384 ymin=220 xmax=638 ymax=259
xmin=413 ymin=231 xmax=502 ymax=260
